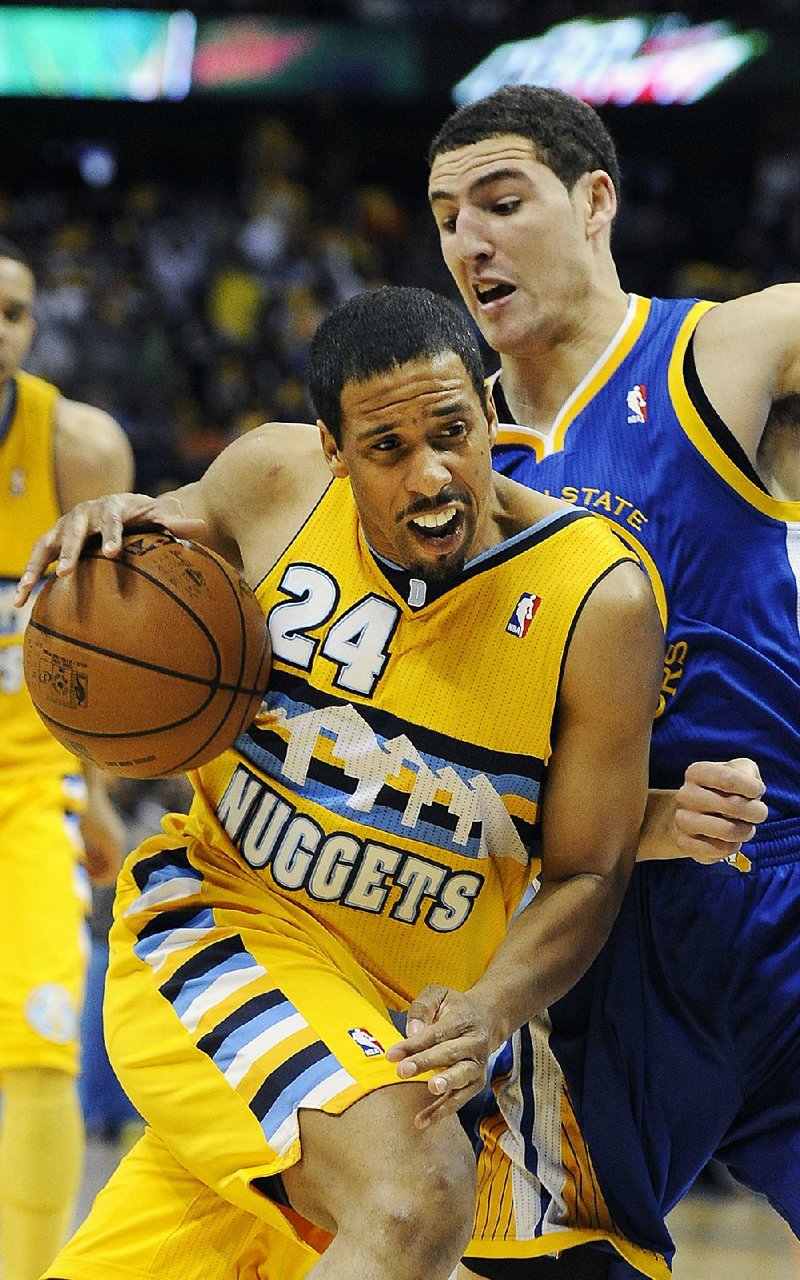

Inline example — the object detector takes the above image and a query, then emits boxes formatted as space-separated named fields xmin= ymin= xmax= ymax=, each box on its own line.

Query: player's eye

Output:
xmin=493 ymin=198 xmax=521 ymax=216
xmin=439 ymin=422 xmax=467 ymax=440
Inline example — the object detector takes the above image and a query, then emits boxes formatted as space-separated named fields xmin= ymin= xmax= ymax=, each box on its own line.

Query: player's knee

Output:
xmin=370 ymin=1136 xmax=476 ymax=1267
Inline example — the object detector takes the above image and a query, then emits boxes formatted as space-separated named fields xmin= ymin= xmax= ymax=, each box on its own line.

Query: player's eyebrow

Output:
xmin=357 ymin=399 xmax=471 ymax=440
xmin=429 ymin=167 xmax=529 ymax=205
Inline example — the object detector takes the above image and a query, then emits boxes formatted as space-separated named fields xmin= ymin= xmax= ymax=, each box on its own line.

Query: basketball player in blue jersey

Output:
xmin=16 ymin=286 xmax=671 ymax=1280
xmin=0 ymin=235 xmax=133 ymax=1280
xmin=414 ymin=85 xmax=800 ymax=1278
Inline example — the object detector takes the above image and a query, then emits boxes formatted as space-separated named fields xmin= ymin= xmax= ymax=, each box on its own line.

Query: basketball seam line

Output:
xmin=27 ymin=620 xmax=266 ymax=697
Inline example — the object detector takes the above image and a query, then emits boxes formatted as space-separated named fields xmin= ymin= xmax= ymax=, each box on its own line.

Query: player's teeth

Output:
xmin=413 ymin=508 xmax=455 ymax=529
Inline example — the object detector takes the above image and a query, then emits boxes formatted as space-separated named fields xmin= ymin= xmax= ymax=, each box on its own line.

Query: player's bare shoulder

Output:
xmin=207 ymin=421 xmax=330 ymax=518
xmin=493 ymin=471 xmax=575 ymax=537
xmin=205 ymin=421 xmax=333 ymax=586
xmin=55 ymin=396 xmax=134 ymax=506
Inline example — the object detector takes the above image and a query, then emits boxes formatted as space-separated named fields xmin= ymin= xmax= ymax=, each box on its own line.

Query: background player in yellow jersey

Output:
xmin=0 ymin=234 xmax=133 ymax=1280
xmin=18 ymin=285 xmax=664 ymax=1280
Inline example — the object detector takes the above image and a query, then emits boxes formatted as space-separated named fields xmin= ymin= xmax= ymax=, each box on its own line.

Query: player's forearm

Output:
xmin=636 ymin=788 xmax=681 ymax=861
xmin=467 ymin=867 xmax=629 ymax=1050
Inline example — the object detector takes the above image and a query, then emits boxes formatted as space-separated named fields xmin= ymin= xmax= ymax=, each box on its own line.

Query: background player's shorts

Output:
xmin=43 ymin=1127 xmax=326 ymax=1280
xmin=464 ymin=1032 xmax=669 ymax=1280
xmin=0 ymin=769 xmax=89 ymax=1075
xmin=79 ymin=816 xmax=425 ymax=1268
xmin=466 ymin=846 xmax=800 ymax=1277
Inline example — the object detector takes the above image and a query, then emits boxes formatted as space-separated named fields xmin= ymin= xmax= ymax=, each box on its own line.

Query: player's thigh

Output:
xmin=717 ymin=1090 xmax=800 ymax=1232
xmin=0 ymin=771 xmax=88 ymax=1073
xmin=105 ymin=832 xmax=436 ymax=1233
xmin=284 ymin=1079 xmax=477 ymax=1235
xmin=42 ymin=1127 xmax=318 ymax=1280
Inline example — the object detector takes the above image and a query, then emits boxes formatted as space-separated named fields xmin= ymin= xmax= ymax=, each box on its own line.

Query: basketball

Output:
xmin=23 ymin=530 xmax=272 ymax=779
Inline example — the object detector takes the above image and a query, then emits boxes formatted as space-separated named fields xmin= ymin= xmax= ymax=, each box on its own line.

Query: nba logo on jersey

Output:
xmin=626 ymin=384 xmax=648 ymax=424
xmin=348 ymin=1027 xmax=384 ymax=1057
xmin=506 ymin=592 xmax=541 ymax=638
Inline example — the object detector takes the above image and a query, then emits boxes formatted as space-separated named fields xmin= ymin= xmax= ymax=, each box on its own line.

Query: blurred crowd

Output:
xmin=3 ymin=97 xmax=799 ymax=494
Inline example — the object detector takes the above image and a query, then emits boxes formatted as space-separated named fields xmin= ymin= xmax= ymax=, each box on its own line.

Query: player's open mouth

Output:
xmin=475 ymin=282 xmax=515 ymax=306
xmin=408 ymin=505 xmax=463 ymax=544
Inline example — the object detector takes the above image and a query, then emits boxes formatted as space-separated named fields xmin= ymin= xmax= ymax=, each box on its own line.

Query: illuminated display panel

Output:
xmin=0 ymin=7 xmax=196 ymax=100
xmin=454 ymin=15 xmax=769 ymax=107
xmin=192 ymin=18 xmax=421 ymax=95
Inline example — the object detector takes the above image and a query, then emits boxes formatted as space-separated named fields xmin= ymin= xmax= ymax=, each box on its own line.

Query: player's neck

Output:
xmin=498 ymin=287 xmax=630 ymax=434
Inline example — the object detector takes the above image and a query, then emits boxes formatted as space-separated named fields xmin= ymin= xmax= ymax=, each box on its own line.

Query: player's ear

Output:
xmin=583 ymin=170 xmax=617 ymax=238
xmin=485 ymin=388 xmax=499 ymax=447
xmin=318 ymin=420 xmax=349 ymax=477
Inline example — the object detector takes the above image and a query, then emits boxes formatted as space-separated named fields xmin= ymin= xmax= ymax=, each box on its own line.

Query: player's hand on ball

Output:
xmin=673 ymin=758 xmax=767 ymax=865
xmin=387 ymin=984 xmax=496 ymax=1129
xmin=15 ymin=492 xmax=207 ymax=606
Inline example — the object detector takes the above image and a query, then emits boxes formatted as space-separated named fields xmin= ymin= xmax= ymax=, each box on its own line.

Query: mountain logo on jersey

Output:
xmin=247 ymin=699 xmax=531 ymax=864
xmin=626 ymin=384 xmax=648 ymax=424
xmin=506 ymin=592 xmax=541 ymax=639
xmin=348 ymin=1027 xmax=384 ymax=1057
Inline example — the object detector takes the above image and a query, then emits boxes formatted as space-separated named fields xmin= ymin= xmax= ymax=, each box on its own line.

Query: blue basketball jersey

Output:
xmin=493 ymin=293 xmax=800 ymax=842
xmin=477 ymin=294 xmax=800 ymax=1268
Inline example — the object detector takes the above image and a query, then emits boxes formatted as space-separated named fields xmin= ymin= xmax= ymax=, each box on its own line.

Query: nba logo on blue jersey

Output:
xmin=506 ymin=593 xmax=541 ymax=638
xmin=348 ymin=1027 xmax=384 ymax=1057
xmin=626 ymin=384 xmax=648 ymax=423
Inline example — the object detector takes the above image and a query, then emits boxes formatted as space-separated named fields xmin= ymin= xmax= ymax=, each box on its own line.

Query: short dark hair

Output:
xmin=429 ymin=85 xmax=621 ymax=202
xmin=0 ymin=235 xmax=32 ymax=272
xmin=309 ymin=286 xmax=487 ymax=444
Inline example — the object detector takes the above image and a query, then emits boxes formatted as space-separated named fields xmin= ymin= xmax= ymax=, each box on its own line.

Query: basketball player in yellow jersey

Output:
xmin=0 ymin=234 xmax=133 ymax=1280
xmin=15 ymin=284 xmax=663 ymax=1280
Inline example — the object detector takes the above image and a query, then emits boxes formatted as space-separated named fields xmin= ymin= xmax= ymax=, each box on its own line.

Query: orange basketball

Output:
xmin=23 ymin=530 xmax=271 ymax=779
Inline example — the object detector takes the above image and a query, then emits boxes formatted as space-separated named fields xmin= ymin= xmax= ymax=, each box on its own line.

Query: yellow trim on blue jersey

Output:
xmin=551 ymin=295 xmax=651 ymax=453
xmin=495 ymin=295 xmax=652 ymax=457
xmin=669 ymin=302 xmax=800 ymax=522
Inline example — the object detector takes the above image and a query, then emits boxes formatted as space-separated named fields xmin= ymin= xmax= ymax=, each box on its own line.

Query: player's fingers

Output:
xmin=395 ymin=983 xmax=449 ymax=1043
xmin=673 ymin=832 xmax=745 ymax=863
xmin=426 ymin=1058 xmax=484 ymax=1099
xmin=15 ymin=528 xmax=65 ymax=603
xmin=414 ymin=1080 xmax=483 ymax=1130
xmin=674 ymin=808 xmax=757 ymax=844
xmin=677 ymin=780 xmax=768 ymax=825
xmin=683 ymin=758 xmax=765 ymax=801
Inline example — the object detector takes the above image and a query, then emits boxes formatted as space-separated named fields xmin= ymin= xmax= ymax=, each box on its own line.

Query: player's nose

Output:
xmin=406 ymin=446 xmax=451 ymax=497
xmin=453 ymin=209 xmax=494 ymax=261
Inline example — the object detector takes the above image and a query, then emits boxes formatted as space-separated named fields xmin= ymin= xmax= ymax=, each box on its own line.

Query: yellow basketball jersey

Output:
xmin=0 ymin=370 xmax=77 ymax=775
xmin=188 ymin=479 xmax=635 ymax=1009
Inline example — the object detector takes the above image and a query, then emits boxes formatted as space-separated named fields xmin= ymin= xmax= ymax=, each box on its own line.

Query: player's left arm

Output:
xmin=388 ymin=561 xmax=663 ymax=1126
xmin=693 ymin=282 xmax=800 ymax=464
xmin=54 ymin=397 xmax=135 ymax=509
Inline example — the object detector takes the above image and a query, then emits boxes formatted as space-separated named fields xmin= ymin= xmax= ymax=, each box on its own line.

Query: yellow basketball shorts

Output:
xmin=44 ymin=1127 xmax=325 ymax=1280
xmin=55 ymin=820 xmax=425 ymax=1274
xmin=0 ymin=769 xmax=89 ymax=1075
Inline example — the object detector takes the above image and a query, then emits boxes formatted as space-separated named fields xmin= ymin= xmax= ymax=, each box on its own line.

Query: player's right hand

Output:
xmin=14 ymin=493 xmax=208 ymax=607
xmin=673 ymin=757 xmax=768 ymax=866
